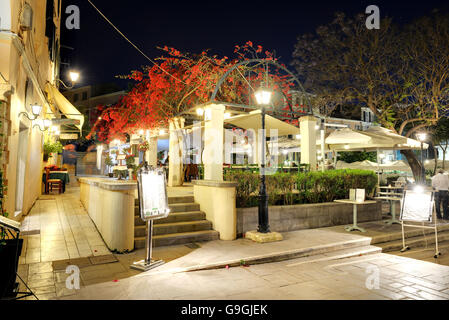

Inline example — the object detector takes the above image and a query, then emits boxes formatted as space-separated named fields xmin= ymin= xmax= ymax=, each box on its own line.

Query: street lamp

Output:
xmin=57 ymin=70 xmax=80 ymax=89
xmin=416 ymin=133 xmax=427 ymax=183
xmin=69 ymin=71 xmax=80 ymax=83
xmin=19 ymin=103 xmax=42 ymax=121
xmin=33 ymin=119 xmax=52 ymax=132
xmin=254 ymin=86 xmax=272 ymax=233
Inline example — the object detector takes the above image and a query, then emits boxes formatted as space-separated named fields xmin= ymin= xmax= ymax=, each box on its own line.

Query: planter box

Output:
xmin=237 ymin=201 xmax=382 ymax=237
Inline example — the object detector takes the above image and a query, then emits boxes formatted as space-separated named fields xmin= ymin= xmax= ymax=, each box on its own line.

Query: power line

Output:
xmin=86 ymin=0 xmax=186 ymax=84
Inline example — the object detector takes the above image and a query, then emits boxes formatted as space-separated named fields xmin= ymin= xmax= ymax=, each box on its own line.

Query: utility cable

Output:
xmin=87 ymin=0 xmax=186 ymax=84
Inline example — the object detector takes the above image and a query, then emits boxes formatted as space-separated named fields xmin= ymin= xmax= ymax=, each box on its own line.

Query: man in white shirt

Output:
xmin=431 ymin=169 xmax=449 ymax=219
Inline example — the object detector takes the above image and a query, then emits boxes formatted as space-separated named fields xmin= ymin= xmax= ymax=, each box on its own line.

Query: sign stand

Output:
xmin=130 ymin=163 xmax=170 ymax=271
xmin=400 ymin=189 xmax=441 ymax=259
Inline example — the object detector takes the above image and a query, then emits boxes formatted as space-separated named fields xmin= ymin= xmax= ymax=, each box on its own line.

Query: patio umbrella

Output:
xmin=224 ymin=110 xmax=300 ymax=137
xmin=325 ymin=127 xmax=428 ymax=151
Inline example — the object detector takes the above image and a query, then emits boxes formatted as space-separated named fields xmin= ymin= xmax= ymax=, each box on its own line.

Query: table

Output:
xmin=334 ymin=199 xmax=377 ymax=232
xmin=376 ymin=186 xmax=404 ymax=225
xmin=42 ymin=171 xmax=70 ymax=193
xmin=374 ymin=196 xmax=402 ymax=225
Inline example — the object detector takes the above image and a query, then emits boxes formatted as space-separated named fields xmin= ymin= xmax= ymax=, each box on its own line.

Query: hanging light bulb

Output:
xmin=196 ymin=108 xmax=204 ymax=116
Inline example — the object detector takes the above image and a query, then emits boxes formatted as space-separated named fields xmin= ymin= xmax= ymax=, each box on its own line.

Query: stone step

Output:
xmin=134 ymin=211 xmax=206 ymax=226
xmin=168 ymin=196 xmax=195 ymax=205
xmin=148 ymin=237 xmax=376 ymax=273
xmin=135 ymin=220 xmax=213 ymax=237
xmin=370 ymin=222 xmax=449 ymax=245
xmin=134 ymin=230 xmax=220 ymax=248
xmin=134 ymin=196 xmax=195 ymax=206
xmin=284 ymin=245 xmax=382 ymax=267
xmin=379 ymin=230 xmax=449 ymax=252
xmin=169 ymin=203 xmax=200 ymax=213
xmin=134 ymin=202 xmax=200 ymax=215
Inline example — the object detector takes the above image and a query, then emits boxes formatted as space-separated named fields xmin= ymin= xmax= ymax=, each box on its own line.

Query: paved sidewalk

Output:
xmin=17 ymin=181 xmax=449 ymax=300
xmin=19 ymin=187 xmax=110 ymax=264
xmin=63 ymin=252 xmax=449 ymax=300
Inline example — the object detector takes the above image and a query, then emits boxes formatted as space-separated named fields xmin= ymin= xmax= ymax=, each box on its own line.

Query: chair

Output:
xmin=45 ymin=168 xmax=62 ymax=194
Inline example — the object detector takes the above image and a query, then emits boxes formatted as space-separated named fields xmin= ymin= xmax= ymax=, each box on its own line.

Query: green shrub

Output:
xmin=43 ymin=141 xmax=63 ymax=156
xmin=224 ymin=171 xmax=259 ymax=208
xmin=224 ymin=169 xmax=377 ymax=208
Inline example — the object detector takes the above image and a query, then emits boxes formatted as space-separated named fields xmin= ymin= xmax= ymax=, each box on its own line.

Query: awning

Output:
xmin=325 ymin=127 xmax=428 ymax=151
xmin=224 ymin=110 xmax=300 ymax=137
xmin=45 ymin=83 xmax=84 ymax=134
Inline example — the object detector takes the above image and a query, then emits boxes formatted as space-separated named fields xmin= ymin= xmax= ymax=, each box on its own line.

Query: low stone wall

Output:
xmin=237 ymin=201 xmax=382 ymax=237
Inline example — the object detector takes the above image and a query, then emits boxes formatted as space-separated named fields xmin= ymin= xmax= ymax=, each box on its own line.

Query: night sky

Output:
xmin=60 ymin=0 xmax=449 ymax=89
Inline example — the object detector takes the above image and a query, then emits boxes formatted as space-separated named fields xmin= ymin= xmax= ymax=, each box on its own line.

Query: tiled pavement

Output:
xmin=15 ymin=182 xmax=449 ymax=300
xmin=62 ymin=252 xmax=449 ymax=300
xmin=16 ymin=244 xmax=194 ymax=300
xmin=19 ymin=187 xmax=110 ymax=264
xmin=16 ymin=184 xmax=196 ymax=299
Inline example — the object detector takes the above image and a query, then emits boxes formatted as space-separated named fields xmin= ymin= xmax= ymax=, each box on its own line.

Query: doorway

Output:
xmin=15 ymin=122 xmax=29 ymax=215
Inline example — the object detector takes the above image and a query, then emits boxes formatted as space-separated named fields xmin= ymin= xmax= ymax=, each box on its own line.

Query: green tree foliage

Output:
xmin=337 ymin=151 xmax=377 ymax=163
xmin=433 ymin=117 xmax=449 ymax=169
xmin=292 ymin=11 xmax=449 ymax=180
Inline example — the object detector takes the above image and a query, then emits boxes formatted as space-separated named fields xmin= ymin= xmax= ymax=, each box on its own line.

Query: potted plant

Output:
xmin=138 ymin=141 xmax=149 ymax=152
xmin=125 ymin=154 xmax=137 ymax=180
xmin=43 ymin=141 xmax=63 ymax=162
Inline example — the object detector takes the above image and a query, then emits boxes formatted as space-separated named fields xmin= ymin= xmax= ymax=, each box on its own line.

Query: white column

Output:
xmin=320 ymin=128 xmax=325 ymax=172
xmin=145 ymin=130 xmax=158 ymax=167
xmin=203 ymin=104 xmax=225 ymax=181
xmin=300 ymin=116 xmax=317 ymax=171
xmin=168 ymin=117 xmax=185 ymax=186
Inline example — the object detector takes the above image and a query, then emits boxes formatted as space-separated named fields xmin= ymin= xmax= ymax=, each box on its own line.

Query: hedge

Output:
xmin=224 ymin=169 xmax=377 ymax=208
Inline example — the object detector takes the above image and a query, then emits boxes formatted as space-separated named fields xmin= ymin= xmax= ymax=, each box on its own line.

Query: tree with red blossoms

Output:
xmin=87 ymin=42 xmax=300 ymax=143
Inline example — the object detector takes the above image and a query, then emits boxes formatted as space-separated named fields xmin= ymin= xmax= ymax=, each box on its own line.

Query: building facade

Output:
xmin=0 ymin=1 xmax=75 ymax=220
xmin=63 ymin=84 xmax=125 ymax=136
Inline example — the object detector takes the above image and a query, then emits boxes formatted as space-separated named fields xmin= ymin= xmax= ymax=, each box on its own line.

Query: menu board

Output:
xmin=138 ymin=168 xmax=170 ymax=221
xmin=400 ymin=190 xmax=433 ymax=222
xmin=349 ymin=189 xmax=365 ymax=202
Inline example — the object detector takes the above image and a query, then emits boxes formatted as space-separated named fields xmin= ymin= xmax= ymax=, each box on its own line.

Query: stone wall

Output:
xmin=237 ymin=201 xmax=382 ymax=237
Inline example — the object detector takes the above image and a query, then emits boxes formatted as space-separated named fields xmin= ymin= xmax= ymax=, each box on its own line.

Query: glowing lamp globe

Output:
xmin=43 ymin=119 xmax=51 ymax=129
xmin=31 ymin=104 xmax=42 ymax=118
xmin=196 ymin=108 xmax=204 ymax=116
xmin=416 ymin=133 xmax=427 ymax=142
xmin=69 ymin=71 xmax=80 ymax=83
xmin=254 ymin=88 xmax=272 ymax=105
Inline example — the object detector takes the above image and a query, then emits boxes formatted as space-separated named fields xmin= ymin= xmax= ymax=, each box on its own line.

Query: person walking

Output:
xmin=431 ymin=169 xmax=449 ymax=220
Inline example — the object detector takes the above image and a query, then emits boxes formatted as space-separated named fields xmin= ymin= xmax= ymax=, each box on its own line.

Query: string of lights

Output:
xmin=87 ymin=0 xmax=186 ymax=84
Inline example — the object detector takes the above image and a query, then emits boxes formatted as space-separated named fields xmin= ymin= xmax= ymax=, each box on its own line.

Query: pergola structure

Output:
xmin=138 ymin=59 xmax=320 ymax=186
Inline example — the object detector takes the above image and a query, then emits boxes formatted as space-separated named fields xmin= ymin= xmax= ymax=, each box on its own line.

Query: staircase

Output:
xmin=372 ymin=223 xmax=449 ymax=253
xmin=134 ymin=195 xmax=219 ymax=248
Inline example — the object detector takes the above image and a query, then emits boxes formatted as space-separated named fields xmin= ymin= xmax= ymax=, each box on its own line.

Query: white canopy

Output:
xmin=45 ymin=83 xmax=84 ymax=134
xmin=326 ymin=126 xmax=428 ymax=151
xmin=224 ymin=110 xmax=300 ymax=137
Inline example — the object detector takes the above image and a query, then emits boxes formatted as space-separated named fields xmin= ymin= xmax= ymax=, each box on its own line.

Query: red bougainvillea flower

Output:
xmin=87 ymin=43 xmax=302 ymax=143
